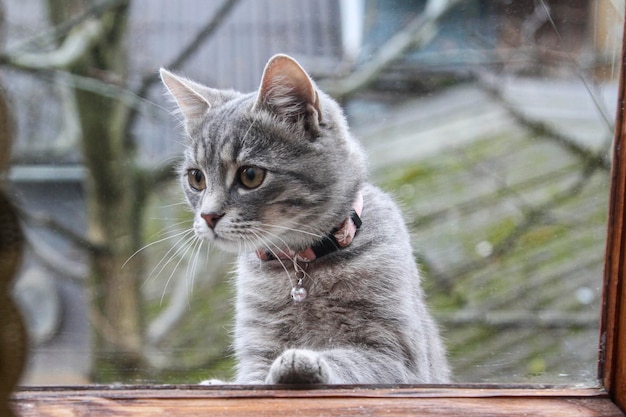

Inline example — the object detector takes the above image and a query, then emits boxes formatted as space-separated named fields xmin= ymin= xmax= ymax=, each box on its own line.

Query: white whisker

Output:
xmin=248 ymin=228 xmax=295 ymax=289
xmin=242 ymin=115 xmax=257 ymax=142
xmin=262 ymin=223 xmax=324 ymax=239
xmin=249 ymin=226 xmax=305 ymax=255
xmin=143 ymin=229 xmax=196 ymax=288
xmin=187 ymin=238 xmax=204 ymax=304
xmin=160 ymin=234 xmax=198 ymax=306
xmin=122 ymin=227 xmax=193 ymax=269
xmin=150 ymin=220 xmax=193 ymax=238
xmin=158 ymin=202 xmax=189 ymax=209
xmin=205 ymin=240 xmax=212 ymax=271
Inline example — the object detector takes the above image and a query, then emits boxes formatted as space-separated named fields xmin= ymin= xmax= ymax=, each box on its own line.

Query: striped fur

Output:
xmin=161 ymin=54 xmax=450 ymax=384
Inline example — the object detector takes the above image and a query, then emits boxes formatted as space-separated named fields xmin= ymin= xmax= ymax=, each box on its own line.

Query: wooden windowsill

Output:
xmin=11 ymin=385 xmax=625 ymax=417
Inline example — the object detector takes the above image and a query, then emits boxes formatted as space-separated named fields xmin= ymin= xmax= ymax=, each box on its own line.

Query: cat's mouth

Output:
xmin=195 ymin=227 xmax=264 ymax=254
xmin=193 ymin=215 xmax=319 ymax=256
xmin=213 ymin=237 xmax=244 ymax=253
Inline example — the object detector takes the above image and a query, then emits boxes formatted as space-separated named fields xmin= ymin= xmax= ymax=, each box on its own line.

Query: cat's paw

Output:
xmin=199 ymin=378 xmax=228 ymax=385
xmin=265 ymin=349 xmax=331 ymax=384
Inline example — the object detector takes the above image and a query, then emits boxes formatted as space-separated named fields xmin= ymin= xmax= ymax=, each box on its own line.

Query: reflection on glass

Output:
xmin=2 ymin=0 xmax=622 ymax=385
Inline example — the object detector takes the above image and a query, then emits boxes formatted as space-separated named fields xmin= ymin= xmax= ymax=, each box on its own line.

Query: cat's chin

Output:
xmin=203 ymin=230 xmax=306 ymax=256
xmin=211 ymin=237 xmax=258 ymax=255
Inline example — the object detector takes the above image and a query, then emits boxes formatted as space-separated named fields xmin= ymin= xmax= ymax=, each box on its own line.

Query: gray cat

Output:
xmin=160 ymin=54 xmax=450 ymax=384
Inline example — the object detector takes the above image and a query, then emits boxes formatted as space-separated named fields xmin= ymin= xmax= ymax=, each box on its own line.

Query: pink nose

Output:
xmin=201 ymin=212 xmax=224 ymax=229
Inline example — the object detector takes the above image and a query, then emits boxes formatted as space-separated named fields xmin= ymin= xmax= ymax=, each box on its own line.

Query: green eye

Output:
xmin=238 ymin=166 xmax=266 ymax=189
xmin=187 ymin=169 xmax=206 ymax=191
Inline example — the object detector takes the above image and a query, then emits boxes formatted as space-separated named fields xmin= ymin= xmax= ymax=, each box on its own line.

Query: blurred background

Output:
xmin=1 ymin=0 xmax=622 ymax=385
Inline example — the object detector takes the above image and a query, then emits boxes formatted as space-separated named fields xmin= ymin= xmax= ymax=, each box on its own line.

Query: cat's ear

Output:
xmin=160 ymin=69 xmax=237 ymax=131
xmin=254 ymin=54 xmax=322 ymax=133
xmin=160 ymin=69 xmax=212 ymax=122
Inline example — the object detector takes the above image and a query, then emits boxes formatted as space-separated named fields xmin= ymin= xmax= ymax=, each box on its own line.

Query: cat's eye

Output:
xmin=238 ymin=166 xmax=266 ymax=189
xmin=187 ymin=169 xmax=206 ymax=191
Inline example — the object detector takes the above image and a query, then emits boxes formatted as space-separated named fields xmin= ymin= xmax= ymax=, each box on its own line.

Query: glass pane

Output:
xmin=3 ymin=0 xmax=622 ymax=385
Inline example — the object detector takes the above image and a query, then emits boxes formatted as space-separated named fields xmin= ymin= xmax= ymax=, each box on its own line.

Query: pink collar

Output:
xmin=256 ymin=191 xmax=364 ymax=262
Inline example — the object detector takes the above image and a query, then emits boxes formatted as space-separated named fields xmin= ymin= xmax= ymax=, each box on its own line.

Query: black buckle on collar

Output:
xmin=311 ymin=210 xmax=362 ymax=259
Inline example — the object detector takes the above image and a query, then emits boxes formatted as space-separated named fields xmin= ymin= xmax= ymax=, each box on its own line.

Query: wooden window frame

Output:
xmin=8 ymin=14 xmax=626 ymax=417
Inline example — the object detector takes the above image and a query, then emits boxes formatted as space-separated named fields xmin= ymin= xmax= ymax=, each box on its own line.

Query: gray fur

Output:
xmin=161 ymin=54 xmax=450 ymax=384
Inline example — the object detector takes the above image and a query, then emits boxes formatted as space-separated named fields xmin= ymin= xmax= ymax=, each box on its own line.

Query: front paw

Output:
xmin=199 ymin=378 xmax=228 ymax=385
xmin=266 ymin=349 xmax=330 ymax=384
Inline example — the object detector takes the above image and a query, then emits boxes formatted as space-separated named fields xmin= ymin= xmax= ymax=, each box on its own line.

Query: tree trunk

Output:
xmin=50 ymin=0 xmax=146 ymax=381
xmin=77 ymin=82 xmax=146 ymax=380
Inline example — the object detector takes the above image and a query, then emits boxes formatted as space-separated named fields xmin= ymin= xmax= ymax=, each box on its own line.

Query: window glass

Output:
xmin=2 ymin=0 xmax=622 ymax=385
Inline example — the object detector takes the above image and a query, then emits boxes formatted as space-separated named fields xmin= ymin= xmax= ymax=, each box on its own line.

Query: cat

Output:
xmin=160 ymin=54 xmax=450 ymax=384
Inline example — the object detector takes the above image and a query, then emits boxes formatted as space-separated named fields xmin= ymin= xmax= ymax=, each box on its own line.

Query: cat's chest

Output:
xmin=251 ymin=258 xmax=357 ymax=301
xmin=238 ymin=257 xmax=371 ymax=343
xmin=263 ymin=291 xmax=368 ymax=347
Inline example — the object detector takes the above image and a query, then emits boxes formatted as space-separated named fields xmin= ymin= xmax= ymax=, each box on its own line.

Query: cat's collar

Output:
xmin=255 ymin=191 xmax=363 ymax=263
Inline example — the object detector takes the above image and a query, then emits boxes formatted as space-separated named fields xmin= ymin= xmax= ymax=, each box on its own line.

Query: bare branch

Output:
xmin=2 ymin=19 xmax=103 ymax=70
xmin=17 ymin=207 xmax=106 ymax=255
xmin=477 ymin=73 xmax=611 ymax=171
xmin=53 ymin=71 xmax=154 ymax=114
xmin=137 ymin=0 xmax=242 ymax=95
xmin=319 ymin=0 xmax=461 ymax=100
xmin=5 ymin=0 xmax=128 ymax=57
xmin=124 ymin=0 xmax=242 ymax=171
xmin=434 ymin=162 xmax=601 ymax=287
xmin=23 ymin=229 xmax=87 ymax=283
xmin=437 ymin=310 xmax=597 ymax=329
xmin=52 ymin=74 xmax=82 ymax=151
xmin=163 ymin=0 xmax=241 ymax=74
xmin=537 ymin=0 xmax=615 ymax=132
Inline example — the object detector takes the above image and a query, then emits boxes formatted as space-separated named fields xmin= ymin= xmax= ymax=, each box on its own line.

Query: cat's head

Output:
xmin=161 ymin=54 xmax=366 ymax=254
